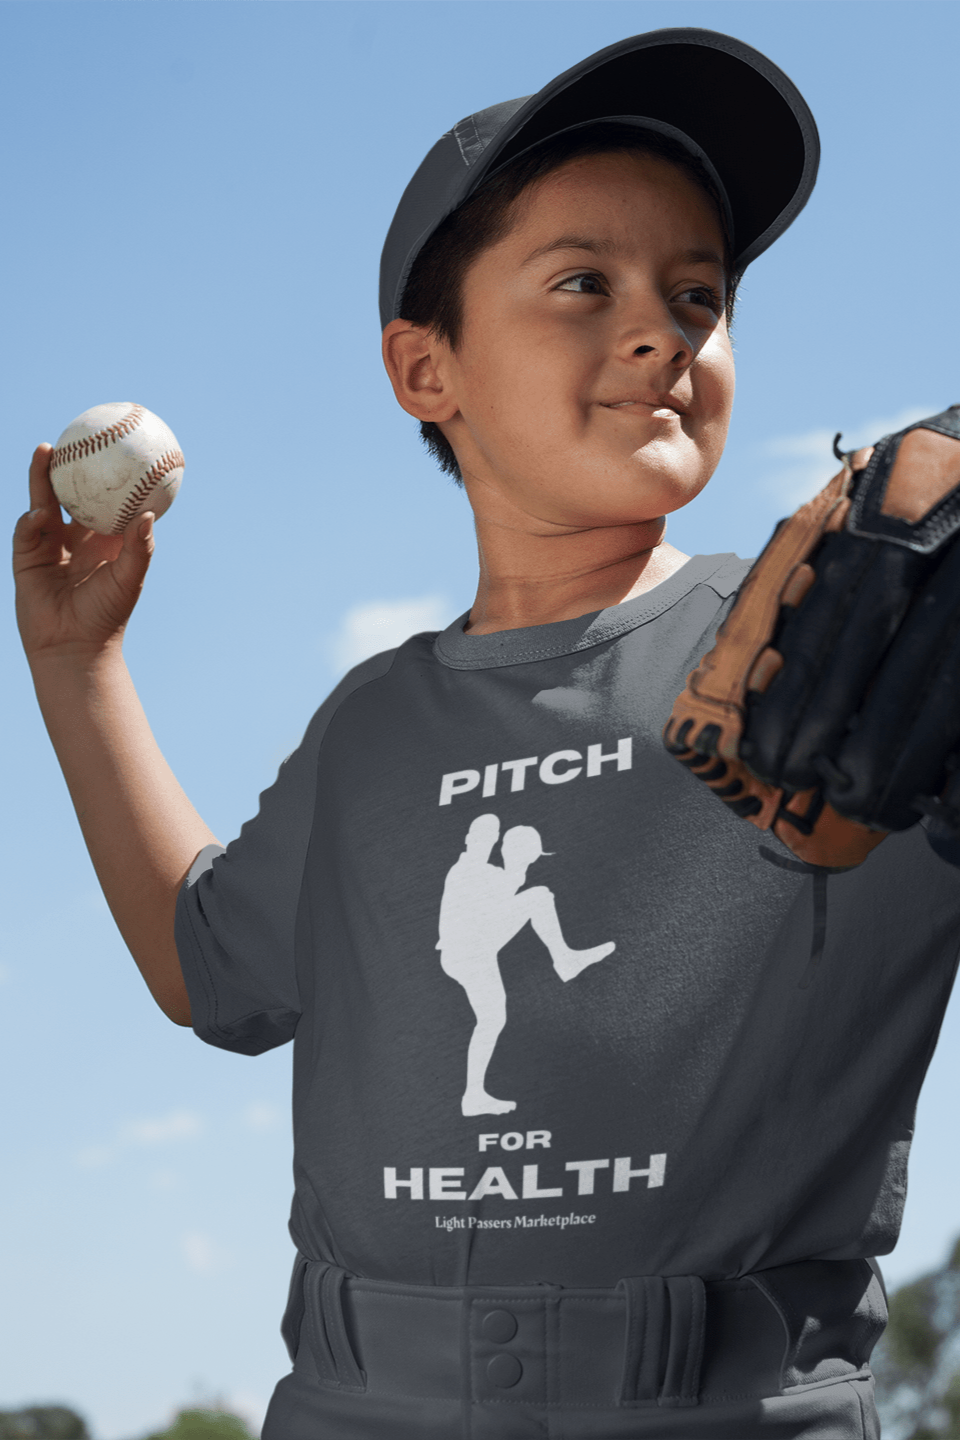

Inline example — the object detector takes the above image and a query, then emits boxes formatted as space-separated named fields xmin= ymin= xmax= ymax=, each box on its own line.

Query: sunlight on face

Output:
xmin=440 ymin=151 xmax=736 ymax=530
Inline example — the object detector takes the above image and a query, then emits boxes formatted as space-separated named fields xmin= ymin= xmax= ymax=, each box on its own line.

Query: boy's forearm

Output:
xmin=29 ymin=642 xmax=219 ymax=1025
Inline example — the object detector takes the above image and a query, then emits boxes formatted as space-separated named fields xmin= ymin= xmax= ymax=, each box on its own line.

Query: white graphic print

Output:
xmin=437 ymin=814 xmax=616 ymax=1117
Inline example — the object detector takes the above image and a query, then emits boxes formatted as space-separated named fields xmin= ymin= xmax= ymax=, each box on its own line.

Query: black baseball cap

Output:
xmin=379 ymin=28 xmax=819 ymax=329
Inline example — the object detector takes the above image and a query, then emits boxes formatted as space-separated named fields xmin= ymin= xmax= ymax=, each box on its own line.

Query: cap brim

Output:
xmin=380 ymin=28 xmax=819 ymax=327
xmin=480 ymin=29 xmax=819 ymax=273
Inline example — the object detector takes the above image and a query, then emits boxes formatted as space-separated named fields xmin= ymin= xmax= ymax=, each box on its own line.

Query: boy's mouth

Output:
xmin=601 ymin=394 xmax=686 ymax=418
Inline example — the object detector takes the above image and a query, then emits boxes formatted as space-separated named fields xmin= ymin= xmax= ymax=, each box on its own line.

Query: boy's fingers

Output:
xmin=112 ymin=511 xmax=156 ymax=589
xmin=12 ymin=501 xmax=63 ymax=560
xmin=129 ymin=511 xmax=154 ymax=549
xmin=12 ymin=505 xmax=46 ymax=554
xmin=28 ymin=444 xmax=58 ymax=513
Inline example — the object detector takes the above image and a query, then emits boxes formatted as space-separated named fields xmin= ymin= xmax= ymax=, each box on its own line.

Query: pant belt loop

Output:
xmin=619 ymin=1276 xmax=667 ymax=1403
xmin=659 ymin=1275 xmax=706 ymax=1408
xmin=303 ymin=1262 xmax=366 ymax=1392
xmin=619 ymin=1275 xmax=705 ymax=1408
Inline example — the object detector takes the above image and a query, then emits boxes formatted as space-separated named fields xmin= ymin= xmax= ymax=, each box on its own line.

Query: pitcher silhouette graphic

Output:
xmin=437 ymin=814 xmax=616 ymax=1116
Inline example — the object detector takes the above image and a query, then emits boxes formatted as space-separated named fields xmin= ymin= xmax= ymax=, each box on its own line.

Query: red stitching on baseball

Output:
xmin=110 ymin=449 xmax=185 ymax=535
xmin=50 ymin=404 xmax=147 ymax=472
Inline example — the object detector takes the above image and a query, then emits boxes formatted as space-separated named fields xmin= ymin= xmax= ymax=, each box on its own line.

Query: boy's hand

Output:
xmin=14 ymin=444 xmax=155 ymax=662
xmin=664 ymin=404 xmax=960 ymax=869
xmin=15 ymin=442 xmax=213 ymax=1026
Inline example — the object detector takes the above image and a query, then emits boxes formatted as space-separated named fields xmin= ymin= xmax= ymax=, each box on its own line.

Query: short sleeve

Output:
xmin=175 ymin=648 xmax=400 ymax=1055
xmin=702 ymin=553 xmax=752 ymax=600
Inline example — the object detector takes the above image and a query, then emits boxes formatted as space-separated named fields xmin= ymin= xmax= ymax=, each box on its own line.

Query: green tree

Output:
xmin=141 ymin=1408 xmax=253 ymax=1440
xmin=0 ymin=1409 xmax=90 ymax=1440
xmin=873 ymin=1236 xmax=960 ymax=1439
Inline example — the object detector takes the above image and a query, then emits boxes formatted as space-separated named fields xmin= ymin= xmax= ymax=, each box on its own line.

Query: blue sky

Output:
xmin=3 ymin=2 xmax=960 ymax=1435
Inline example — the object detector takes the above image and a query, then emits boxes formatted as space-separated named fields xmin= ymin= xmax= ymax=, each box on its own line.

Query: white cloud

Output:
xmin=182 ymin=1230 xmax=222 ymax=1274
xmin=242 ymin=1101 xmax=284 ymax=1132
xmin=75 ymin=1108 xmax=204 ymax=1168
xmin=120 ymin=1109 xmax=204 ymax=1146
xmin=761 ymin=404 xmax=936 ymax=510
xmin=330 ymin=595 xmax=450 ymax=672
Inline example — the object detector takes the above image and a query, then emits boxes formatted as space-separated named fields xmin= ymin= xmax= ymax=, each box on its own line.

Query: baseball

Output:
xmin=50 ymin=402 xmax=185 ymax=536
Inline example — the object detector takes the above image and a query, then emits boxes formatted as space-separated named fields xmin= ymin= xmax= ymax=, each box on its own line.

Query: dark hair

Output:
xmin=399 ymin=122 xmax=738 ymax=483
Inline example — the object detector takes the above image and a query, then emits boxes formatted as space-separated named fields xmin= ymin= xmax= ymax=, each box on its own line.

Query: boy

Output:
xmin=14 ymin=27 xmax=960 ymax=1440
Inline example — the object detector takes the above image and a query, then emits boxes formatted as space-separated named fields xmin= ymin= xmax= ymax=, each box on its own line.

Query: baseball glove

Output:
xmin=664 ymin=404 xmax=960 ymax=869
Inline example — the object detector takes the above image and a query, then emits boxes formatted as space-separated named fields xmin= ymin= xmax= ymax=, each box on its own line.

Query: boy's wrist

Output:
xmin=27 ymin=637 xmax=132 ymax=705
xmin=27 ymin=633 xmax=127 ymax=675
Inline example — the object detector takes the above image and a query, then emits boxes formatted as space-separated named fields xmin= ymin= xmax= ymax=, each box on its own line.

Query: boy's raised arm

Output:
xmin=13 ymin=444 xmax=219 ymax=1025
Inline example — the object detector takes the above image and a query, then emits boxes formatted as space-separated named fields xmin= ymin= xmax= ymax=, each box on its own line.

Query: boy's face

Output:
xmin=424 ymin=151 xmax=735 ymax=530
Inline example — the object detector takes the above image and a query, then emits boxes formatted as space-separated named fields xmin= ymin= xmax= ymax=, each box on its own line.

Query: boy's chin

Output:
xmin=465 ymin=444 xmax=715 ymax=524
xmin=550 ymin=479 xmax=707 ymax=531
xmin=621 ymin=451 xmax=717 ymax=512
xmin=596 ymin=458 xmax=713 ymax=518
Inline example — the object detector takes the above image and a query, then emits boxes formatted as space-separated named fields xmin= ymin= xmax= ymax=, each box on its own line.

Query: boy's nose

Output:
xmin=621 ymin=301 xmax=696 ymax=369
xmin=634 ymin=340 xmax=690 ymax=365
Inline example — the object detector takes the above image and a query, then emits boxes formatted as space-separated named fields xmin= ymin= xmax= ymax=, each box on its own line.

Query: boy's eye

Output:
xmin=555 ymin=272 xmax=608 ymax=296
xmin=674 ymin=285 xmax=724 ymax=314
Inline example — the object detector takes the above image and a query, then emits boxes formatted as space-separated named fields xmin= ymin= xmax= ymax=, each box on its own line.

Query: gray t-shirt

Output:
xmin=175 ymin=554 xmax=960 ymax=1288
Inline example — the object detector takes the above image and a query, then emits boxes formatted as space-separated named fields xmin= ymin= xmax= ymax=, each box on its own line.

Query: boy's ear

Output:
xmin=382 ymin=319 xmax=461 ymax=424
